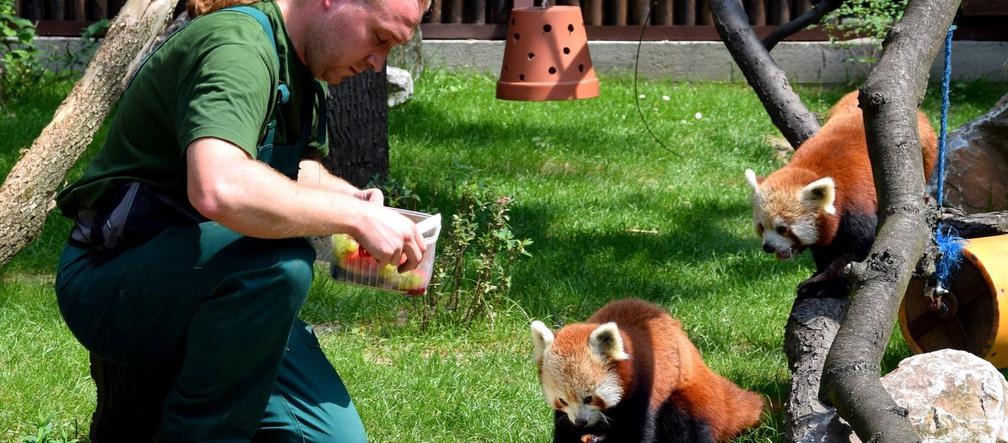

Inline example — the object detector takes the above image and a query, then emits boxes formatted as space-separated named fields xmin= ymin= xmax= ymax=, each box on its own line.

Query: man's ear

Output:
xmin=800 ymin=177 xmax=836 ymax=215
xmin=745 ymin=169 xmax=762 ymax=192
xmin=531 ymin=321 xmax=555 ymax=366
xmin=589 ymin=322 xmax=629 ymax=362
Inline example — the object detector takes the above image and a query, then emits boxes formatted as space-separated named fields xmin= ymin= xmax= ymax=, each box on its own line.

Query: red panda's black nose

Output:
xmin=574 ymin=418 xmax=588 ymax=427
xmin=762 ymin=243 xmax=775 ymax=253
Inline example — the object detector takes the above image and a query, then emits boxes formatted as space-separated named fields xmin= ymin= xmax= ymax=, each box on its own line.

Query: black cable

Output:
xmin=633 ymin=2 xmax=682 ymax=158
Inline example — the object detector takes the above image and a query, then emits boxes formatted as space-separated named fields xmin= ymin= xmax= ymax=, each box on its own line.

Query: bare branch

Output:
xmin=820 ymin=1 xmax=962 ymax=441
xmin=710 ymin=0 xmax=820 ymax=149
xmin=762 ymin=0 xmax=843 ymax=51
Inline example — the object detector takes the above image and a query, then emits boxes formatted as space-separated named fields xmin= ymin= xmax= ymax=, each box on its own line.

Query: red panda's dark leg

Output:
xmin=797 ymin=254 xmax=854 ymax=299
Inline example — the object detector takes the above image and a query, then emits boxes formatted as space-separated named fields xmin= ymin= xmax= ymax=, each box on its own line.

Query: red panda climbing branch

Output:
xmin=744 ymin=91 xmax=937 ymax=299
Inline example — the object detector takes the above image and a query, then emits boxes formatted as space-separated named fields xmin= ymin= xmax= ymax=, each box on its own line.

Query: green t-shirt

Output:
xmin=56 ymin=0 xmax=328 ymax=217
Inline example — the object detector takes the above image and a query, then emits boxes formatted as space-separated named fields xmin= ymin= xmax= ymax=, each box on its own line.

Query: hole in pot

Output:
xmin=563 ymin=47 xmax=570 ymax=55
xmin=578 ymin=64 xmax=584 ymax=72
xmin=513 ymin=33 xmax=520 ymax=41
xmin=519 ymin=74 xmax=526 ymax=81
xmin=548 ymin=66 xmax=557 ymax=74
xmin=528 ymin=52 xmax=535 ymax=60
xmin=543 ymin=24 xmax=552 ymax=33
xmin=568 ymin=24 xmax=574 ymax=32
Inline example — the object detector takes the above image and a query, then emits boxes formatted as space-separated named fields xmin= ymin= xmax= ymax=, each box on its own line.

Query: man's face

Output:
xmin=306 ymin=0 xmax=422 ymax=84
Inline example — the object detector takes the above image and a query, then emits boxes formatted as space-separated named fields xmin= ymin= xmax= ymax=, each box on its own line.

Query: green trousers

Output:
xmin=55 ymin=222 xmax=367 ymax=442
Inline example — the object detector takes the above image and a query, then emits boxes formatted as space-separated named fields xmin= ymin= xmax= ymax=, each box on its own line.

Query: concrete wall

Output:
xmin=423 ymin=39 xmax=1008 ymax=83
xmin=36 ymin=36 xmax=1008 ymax=83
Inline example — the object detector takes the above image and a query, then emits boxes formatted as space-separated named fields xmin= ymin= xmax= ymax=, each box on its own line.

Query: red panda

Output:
xmin=744 ymin=91 xmax=938 ymax=299
xmin=530 ymin=298 xmax=764 ymax=443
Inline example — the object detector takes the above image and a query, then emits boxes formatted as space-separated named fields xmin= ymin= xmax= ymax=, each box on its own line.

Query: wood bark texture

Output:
xmin=710 ymin=0 xmax=821 ymax=149
xmin=0 ymin=0 xmax=178 ymax=268
xmin=819 ymin=1 xmax=962 ymax=442
xmin=322 ymin=69 xmax=390 ymax=188
xmin=939 ymin=208 xmax=1008 ymax=238
xmin=761 ymin=0 xmax=843 ymax=51
xmin=783 ymin=297 xmax=849 ymax=442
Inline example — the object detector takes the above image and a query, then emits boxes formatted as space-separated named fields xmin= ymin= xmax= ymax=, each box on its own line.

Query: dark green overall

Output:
xmin=54 ymin=3 xmax=366 ymax=441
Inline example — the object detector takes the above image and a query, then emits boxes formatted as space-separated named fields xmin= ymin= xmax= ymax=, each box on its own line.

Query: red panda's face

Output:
xmin=745 ymin=169 xmax=837 ymax=259
xmin=531 ymin=321 xmax=629 ymax=427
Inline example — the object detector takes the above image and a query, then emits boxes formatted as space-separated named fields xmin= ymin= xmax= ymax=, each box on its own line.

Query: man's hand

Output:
xmin=354 ymin=188 xmax=384 ymax=205
xmin=353 ymin=205 xmax=426 ymax=271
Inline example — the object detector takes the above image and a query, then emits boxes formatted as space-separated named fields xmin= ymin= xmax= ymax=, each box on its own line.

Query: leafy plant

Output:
xmin=0 ymin=0 xmax=44 ymax=102
xmin=369 ymin=173 xmax=422 ymax=210
xmin=20 ymin=416 xmax=81 ymax=443
xmin=412 ymin=181 xmax=532 ymax=330
xmin=820 ymin=0 xmax=909 ymax=64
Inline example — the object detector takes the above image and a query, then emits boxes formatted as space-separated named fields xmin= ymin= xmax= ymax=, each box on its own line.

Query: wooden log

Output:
xmin=940 ymin=208 xmax=1008 ymax=239
xmin=630 ymin=0 xmax=649 ymax=24
xmin=655 ymin=0 xmax=674 ymax=24
xmin=0 ymin=0 xmax=178 ymax=268
xmin=426 ymin=0 xmax=442 ymax=23
xmin=610 ymin=0 xmax=627 ymax=25
xmin=583 ymin=0 xmax=602 ymax=25
xmin=446 ymin=0 xmax=461 ymax=23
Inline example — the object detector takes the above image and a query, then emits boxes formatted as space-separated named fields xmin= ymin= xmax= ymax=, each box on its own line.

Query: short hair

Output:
xmin=191 ymin=0 xmax=432 ymax=20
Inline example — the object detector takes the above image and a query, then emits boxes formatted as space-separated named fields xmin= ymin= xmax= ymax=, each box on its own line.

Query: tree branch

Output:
xmin=761 ymin=0 xmax=843 ymax=51
xmin=0 ymin=0 xmax=178 ymax=268
xmin=710 ymin=0 xmax=821 ymax=149
xmin=819 ymin=1 xmax=962 ymax=441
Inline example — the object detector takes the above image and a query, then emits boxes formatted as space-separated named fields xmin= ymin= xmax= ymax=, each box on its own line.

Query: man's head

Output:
xmin=284 ymin=0 xmax=427 ymax=84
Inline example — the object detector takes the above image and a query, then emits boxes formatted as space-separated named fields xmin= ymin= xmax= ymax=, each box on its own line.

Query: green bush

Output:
xmin=0 ymin=0 xmax=44 ymax=102
xmin=821 ymin=0 xmax=910 ymax=64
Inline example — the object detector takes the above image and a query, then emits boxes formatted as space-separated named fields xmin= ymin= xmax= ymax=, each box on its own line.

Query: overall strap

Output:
xmin=222 ymin=5 xmax=290 ymax=146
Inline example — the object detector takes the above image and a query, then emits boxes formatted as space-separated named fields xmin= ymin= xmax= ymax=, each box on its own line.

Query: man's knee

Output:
xmin=269 ymin=238 xmax=316 ymax=308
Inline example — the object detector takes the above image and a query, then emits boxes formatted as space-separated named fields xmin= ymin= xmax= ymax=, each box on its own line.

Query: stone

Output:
xmin=876 ymin=349 xmax=1008 ymax=443
xmin=934 ymin=93 xmax=1008 ymax=214
xmin=386 ymin=66 xmax=414 ymax=108
xmin=802 ymin=349 xmax=1008 ymax=443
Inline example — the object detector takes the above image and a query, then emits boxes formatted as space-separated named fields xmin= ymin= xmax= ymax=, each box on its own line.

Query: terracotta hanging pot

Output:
xmin=496 ymin=5 xmax=600 ymax=101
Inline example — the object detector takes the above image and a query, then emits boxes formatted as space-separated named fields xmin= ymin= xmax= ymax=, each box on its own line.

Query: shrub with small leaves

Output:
xmin=821 ymin=0 xmax=909 ymax=64
xmin=0 ymin=0 xmax=44 ymax=102
xmin=412 ymin=181 xmax=533 ymax=330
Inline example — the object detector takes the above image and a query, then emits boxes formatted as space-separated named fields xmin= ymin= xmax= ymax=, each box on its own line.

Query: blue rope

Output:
xmin=935 ymin=25 xmax=956 ymax=207
xmin=934 ymin=24 xmax=964 ymax=291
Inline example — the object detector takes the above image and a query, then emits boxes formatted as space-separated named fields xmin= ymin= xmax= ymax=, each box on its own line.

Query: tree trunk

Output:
xmin=0 ymin=0 xmax=178 ymax=268
xmin=819 ymin=1 xmax=962 ymax=441
xmin=709 ymin=0 xmax=821 ymax=149
xmin=322 ymin=69 xmax=390 ymax=188
xmin=783 ymin=297 xmax=849 ymax=442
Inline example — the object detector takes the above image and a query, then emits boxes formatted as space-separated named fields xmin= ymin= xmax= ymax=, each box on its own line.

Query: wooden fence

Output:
xmin=16 ymin=0 xmax=1008 ymax=40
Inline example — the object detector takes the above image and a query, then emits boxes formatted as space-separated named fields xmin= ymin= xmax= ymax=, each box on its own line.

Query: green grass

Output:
xmin=2 ymin=72 xmax=1006 ymax=442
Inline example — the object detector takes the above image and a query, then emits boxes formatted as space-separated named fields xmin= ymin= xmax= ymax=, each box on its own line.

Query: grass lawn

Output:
xmin=2 ymin=71 xmax=1006 ymax=442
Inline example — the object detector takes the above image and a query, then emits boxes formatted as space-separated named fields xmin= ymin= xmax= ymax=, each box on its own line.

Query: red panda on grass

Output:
xmin=745 ymin=91 xmax=938 ymax=299
xmin=530 ymin=298 xmax=764 ymax=443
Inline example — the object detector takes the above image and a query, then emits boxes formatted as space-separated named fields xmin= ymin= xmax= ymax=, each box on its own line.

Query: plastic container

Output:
xmin=329 ymin=208 xmax=442 ymax=295
xmin=899 ymin=234 xmax=1008 ymax=368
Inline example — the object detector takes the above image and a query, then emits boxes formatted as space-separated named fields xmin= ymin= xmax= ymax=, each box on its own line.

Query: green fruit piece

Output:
xmin=331 ymin=234 xmax=359 ymax=262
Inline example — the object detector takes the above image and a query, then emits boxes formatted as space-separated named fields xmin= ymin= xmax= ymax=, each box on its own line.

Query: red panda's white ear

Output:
xmin=589 ymin=322 xmax=630 ymax=362
xmin=801 ymin=177 xmax=836 ymax=215
xmin=745 ymin=169 xmax=761 ymax=192
xmin=531 ymin=321 xmax=554 ymax=365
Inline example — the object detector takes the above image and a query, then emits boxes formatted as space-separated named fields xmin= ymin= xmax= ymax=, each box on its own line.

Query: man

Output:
xmin=54 ymin=0 xmax=428 ymax=440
